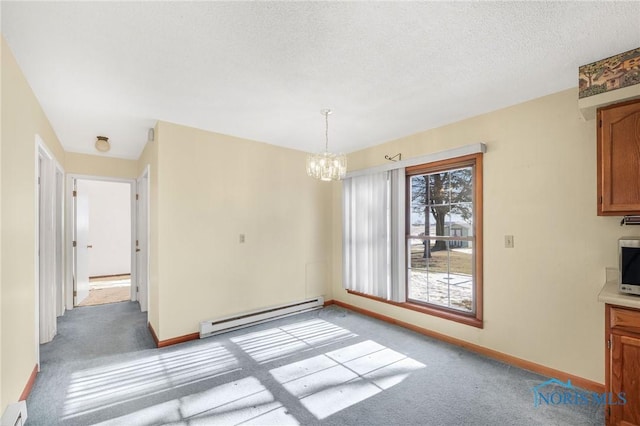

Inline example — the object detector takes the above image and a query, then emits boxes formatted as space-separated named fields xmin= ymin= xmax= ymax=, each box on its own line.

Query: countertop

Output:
xmin=598 ymin=280 xmax=640 ymax=309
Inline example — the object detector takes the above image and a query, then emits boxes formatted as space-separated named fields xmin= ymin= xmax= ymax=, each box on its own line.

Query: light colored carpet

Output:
xmin=27 ymin=303 xmax=605 ymax=425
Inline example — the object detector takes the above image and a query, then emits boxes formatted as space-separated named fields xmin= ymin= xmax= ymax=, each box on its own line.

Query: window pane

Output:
xmin=410 ymin=216 xmax=426 ymax=236
xmin=428 ymin=206 xmax=450 ymax=237
xmin=450 ymin=202 xmax=473 ymax=237
xmin=428 ymin=172 xmax=449 ymax=205
xmin=450 ymin=167 xmax=473 ymax=203
xmin=410 ymin=175 xmax=427 ymax=210
xmin=448 ymin=241 xmax=473 ymax=312
xmin=408 ymin=241 xmax=473 ymax=313
xmin=409 ymin=238 xmax=428 ymax=272
xmin=410 ymin=175 xmax=427 ymax=237
xmin=408 ymin=239 xmax=435 ymax=302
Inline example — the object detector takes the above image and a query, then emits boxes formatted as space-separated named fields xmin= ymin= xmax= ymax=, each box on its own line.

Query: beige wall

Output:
xmin=0 ymin=37 xmax=65 ymax=408
xmin=331 ymin=88 xmax=640 ymax=384
xmin=149 ymin=121 xmax=332 ymax=340
xmin=65 ymin=152 xmax=138 ymax=179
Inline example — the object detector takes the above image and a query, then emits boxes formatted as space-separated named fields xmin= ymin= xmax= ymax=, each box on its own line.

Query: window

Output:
xmin=342 ymin=151 xmax=483 ymax=328
xmin=406 ymin=154 xmax=482 ymax=326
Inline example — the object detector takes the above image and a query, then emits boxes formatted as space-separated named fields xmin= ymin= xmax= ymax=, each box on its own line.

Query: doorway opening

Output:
xmin=68 ymin=177 xmax=136 ymax=308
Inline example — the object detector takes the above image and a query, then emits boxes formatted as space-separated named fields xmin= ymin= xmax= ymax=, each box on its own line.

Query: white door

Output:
xmin=38 ymin=156 xmax=55 ymax=343
xmin=136 ymin=170 xmax=149 ymax=312
xmin=37 ymin=143 xmax=58 ymax=343
xmin=75 ymin=188 xmax=90 ymax=305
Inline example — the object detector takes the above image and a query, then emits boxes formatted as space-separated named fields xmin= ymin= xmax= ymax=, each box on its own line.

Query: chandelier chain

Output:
xmin=325 ymin=111 xmax=329 ymax=152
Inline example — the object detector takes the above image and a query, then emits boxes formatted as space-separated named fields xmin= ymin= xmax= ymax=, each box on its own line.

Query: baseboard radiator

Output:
xmin=199 ymin=297 xmax=324 ymax=339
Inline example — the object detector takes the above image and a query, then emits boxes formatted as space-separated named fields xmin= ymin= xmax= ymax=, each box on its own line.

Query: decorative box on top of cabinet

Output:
xmin=597 ymin=99 xmax=640 ymax=216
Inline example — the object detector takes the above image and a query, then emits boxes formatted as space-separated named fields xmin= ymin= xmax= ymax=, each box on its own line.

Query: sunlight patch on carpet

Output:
xmin=230 ymin=319 xmax=357 ymax=364
xmin=94 ymin=377 xmax=299 ymax=426
xmin=63 ymin=342 xmax=240 ymax=420
xmin=270 ymin=340 xmax=426 ymax=419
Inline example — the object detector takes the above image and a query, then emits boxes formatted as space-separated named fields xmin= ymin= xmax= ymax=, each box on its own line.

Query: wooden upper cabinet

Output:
xmin=598 ymin=99 xmax=640 ymax=216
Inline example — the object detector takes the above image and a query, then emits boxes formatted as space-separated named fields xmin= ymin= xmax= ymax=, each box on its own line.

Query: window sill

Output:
xmin=346 ymin=290 xmax=483 ymax=329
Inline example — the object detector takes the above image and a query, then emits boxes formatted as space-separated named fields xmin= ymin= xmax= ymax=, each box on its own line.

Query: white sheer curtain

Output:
xmin=342 ymin=170 xmax=405 ymax=301
xmin=342 ymin=144 xmax=487 ymax=302
xmin=389 ymin=169 xmax=406 ymax=302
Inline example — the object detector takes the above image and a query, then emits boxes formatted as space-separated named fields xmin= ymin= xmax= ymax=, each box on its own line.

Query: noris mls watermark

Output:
xmin=532 ymin=379 xmax=626 ymax=408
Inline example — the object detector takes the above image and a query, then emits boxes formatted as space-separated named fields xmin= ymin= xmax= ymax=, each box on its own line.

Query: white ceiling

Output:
xmin=2 ymin=2 xmax=639 ymax=160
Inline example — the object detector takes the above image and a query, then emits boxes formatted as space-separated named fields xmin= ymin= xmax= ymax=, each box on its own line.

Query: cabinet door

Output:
xmin=610 ymin=334 xmax=640 ymax=425
xmin=598 ymin=99 xmax=640 ymax=216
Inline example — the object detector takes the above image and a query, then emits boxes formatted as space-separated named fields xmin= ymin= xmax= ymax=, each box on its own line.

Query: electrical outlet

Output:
xmin=504 ymin=235 xmax=514 ymax=248
xmin=239 ymin=234 xmax=245 ymax=243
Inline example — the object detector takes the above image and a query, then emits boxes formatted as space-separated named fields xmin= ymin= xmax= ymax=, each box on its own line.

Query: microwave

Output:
xmin=620 ymin=237 xmax=640 ymax=296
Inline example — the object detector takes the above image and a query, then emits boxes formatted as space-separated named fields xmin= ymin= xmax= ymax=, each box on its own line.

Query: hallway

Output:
xmin=26 ymin=302 xmax=154 ymax=424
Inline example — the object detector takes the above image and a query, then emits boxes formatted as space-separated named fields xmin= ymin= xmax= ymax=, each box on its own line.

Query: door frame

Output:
xmin=35 ymin=135 xmax=64 ymax=354
xmin=136 ymin=165 xmax=150 ymax=312
xmin=55 ymin=164 xmax=65 ymax=317
xmin=65 ymin=174 xmax=137 ymax=309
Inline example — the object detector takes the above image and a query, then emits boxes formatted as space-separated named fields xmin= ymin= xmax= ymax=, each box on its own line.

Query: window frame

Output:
xmin=344 ymin=150 xmax=484 ymax=329
xmin=404 ymin=153 xmax=483 ymax=328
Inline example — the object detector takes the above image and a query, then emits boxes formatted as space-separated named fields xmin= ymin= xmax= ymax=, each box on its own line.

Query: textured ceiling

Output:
xmin=2 ymin=2 xmax=639 ymax=159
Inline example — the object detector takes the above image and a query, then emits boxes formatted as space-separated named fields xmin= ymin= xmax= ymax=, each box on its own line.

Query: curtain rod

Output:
xmin=345 ymin=143 xmax=487 ymax=178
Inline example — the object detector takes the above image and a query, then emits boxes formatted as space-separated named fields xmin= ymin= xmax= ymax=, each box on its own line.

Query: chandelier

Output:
xmin=306 ymin=109 xmax=347 ymax=181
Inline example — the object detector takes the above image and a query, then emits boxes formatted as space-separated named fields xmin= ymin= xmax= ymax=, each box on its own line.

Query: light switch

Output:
xmin=504 ymin=235 xmax=514 ymax=248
